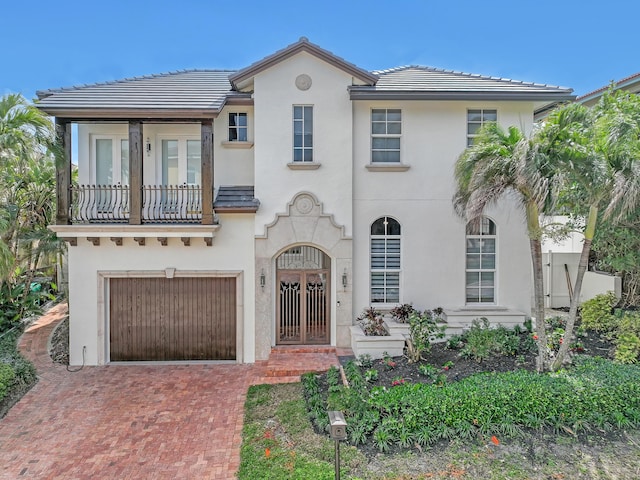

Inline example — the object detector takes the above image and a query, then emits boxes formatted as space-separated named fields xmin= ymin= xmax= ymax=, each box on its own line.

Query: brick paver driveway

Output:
xmin=0 ymin=305 xmax=340 ymax=479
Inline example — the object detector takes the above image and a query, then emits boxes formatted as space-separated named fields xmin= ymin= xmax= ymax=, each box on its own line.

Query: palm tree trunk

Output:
xmin=527 ymin=202 xmax=549 ymax=372
xmin=552 ymin=205 xmax=598 ymax=370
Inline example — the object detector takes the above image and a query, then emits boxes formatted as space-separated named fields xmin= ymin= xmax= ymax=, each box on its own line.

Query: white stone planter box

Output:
xmin=383 ymin=319 xmax=410 ymax=337
xmin=350 ymin=325 xmax=405 ymax=359
xmin=384 ymin=318 xmax=450 ymax=343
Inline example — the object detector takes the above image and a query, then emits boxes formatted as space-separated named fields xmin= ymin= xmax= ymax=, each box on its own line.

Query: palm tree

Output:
xmin=543 ymin=90 xmax=640 ymax=369
xmin=0 ymin=93 xmax=57 ymax=282
xmin=0 ymin=93 xmax=53 ymax=166
xmin=453 ymin=123 xmax=553 ymax=372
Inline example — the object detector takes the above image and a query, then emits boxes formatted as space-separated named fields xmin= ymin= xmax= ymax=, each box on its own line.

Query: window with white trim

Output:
xmin=370 ymin=216 xmax=401 ymax=303
xmin=465 ymin=217 xmax=496 ymax=303
xmin=467 ymin=109 xmax=497 ymax=147
xmin=371 ymin=109 xmax=401 ymax=163
xmin=228 ymin=112 xmax=248 ymax=141
xmin=293 ymin=105 xmax=313 ymax=162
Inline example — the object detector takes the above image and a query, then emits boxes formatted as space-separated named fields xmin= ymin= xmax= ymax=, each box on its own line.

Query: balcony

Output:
xmin=71 ymin=184 xmax=204 ymax=224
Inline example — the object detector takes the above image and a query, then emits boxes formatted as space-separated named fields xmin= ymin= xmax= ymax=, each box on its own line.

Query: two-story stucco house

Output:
xmin=36 ymin=38 xmax=574 ymax=365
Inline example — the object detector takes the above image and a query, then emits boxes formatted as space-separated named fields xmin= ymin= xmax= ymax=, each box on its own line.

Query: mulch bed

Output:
xmin=342 ymin=328 xmax=614 ymax=388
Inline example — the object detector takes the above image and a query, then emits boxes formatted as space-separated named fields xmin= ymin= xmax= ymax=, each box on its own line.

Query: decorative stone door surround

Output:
xmin=255 ymin=192 xmax=352 ymax=361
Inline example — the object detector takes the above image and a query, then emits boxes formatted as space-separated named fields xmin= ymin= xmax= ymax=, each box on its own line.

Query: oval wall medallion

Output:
xmin=295 ymin=74 xmax=312 ymax=91
xmin=295 ymin=194 xmax=314 ymax=214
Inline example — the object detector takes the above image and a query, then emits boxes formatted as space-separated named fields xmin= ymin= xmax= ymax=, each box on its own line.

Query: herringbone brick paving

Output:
xmin=0 ymin=304 xmax=344 ymax=479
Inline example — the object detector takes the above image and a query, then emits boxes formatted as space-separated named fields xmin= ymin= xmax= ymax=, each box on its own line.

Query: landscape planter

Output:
xmin=384 ymin=318 xmax=450 ymax=343
xmin=350 ymin=325 xmax=406 ymax=359
xmin=383 ymin=318 xmax=410 ymax=337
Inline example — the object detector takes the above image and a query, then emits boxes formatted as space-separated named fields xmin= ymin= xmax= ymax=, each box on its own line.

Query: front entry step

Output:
xmin=256 ymin=346 xmax=340 ymax=379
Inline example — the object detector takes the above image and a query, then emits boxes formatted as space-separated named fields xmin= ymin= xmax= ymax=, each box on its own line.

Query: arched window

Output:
xmin=370 ymin=216 xmax=401 ymax=304
xmin=466 ymin=217 xmax=496 ymax=304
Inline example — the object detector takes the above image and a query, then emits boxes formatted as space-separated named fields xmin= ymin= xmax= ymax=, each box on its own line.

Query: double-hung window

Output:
xmin=467 ymin=109 xmax=497 ymax=147
xmin=228 ymin=113 xmax=248 ymax=141
xmin=465 ymin=217 xmax=497 ymax=303
xmin=371 ymin=109 xmax=401 ymax=163
xmin=293 ymin=105 xmax=313 ymax=162
xmin=370 ymin=216 xmax=401 ymax=304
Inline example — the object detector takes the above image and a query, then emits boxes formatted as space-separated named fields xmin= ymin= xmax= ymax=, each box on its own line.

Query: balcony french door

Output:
xmin=94 ymin=136 xmax=129 ymax=213
xmin=158 ymin=138 xmax=202 ymax=217
xmin=277 ymin=246 xmax=330 ymax=345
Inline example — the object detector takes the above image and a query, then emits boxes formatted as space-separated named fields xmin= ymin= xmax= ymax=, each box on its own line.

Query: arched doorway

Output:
xmin=276 ymin=245 xmax=330 ymax=344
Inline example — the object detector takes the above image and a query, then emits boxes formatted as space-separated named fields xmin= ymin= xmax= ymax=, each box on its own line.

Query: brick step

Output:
xmin=259 ymin=348 xmax=340 ymax=378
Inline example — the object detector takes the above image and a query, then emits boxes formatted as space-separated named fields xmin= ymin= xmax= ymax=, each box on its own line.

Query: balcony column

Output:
xmin=128 ymin=121 xmax=143 ymax=225
xmin=55 ymin=118 xmax=72 ymax=225
xmin=201 ymin=119 xmax=214 ymax=225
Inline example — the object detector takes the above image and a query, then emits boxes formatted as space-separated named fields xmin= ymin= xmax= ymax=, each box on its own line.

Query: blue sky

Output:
xmin=1 ymin=0 xmax=638 ymax=101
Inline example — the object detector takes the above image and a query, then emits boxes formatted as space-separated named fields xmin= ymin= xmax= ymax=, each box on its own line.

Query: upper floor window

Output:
xmin=465 ymin=217 xmax=496 ymax=304
xmin=371 ymin=216 xmax=401 ymax=304
xmin=467 ymin=109 xmax=497 ymax=147
xmin=228 ymin=113 xmax=248 ymax=142
xmin=293 ymin=105 xmax=313 ymax=162
xmin=371 ymin=109 xmax=401 ymax=163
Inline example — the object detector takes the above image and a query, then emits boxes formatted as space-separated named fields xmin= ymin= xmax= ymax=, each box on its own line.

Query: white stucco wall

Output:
xmin=66 ymin=215 xmax=255 ymax=365
xmin=352 ymin=100 xmax=535 ymax=316
xmin=253 ymin=51 xmax=354 ymax=236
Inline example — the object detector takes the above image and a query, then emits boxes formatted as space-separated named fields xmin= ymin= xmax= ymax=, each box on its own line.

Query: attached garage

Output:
xmin=109 ymin=277 xmax=236 ymax=361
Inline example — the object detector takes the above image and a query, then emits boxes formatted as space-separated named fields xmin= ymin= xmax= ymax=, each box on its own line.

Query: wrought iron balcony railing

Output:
xmin=70 ymin=184 xmax=203 ymax=224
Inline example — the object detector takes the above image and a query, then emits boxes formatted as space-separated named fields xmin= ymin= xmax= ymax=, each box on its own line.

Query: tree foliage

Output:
xmin=453 ymin=88 xmax=640 ymax=372
xmin=0 ymin=93 xmax=61 ymax=330
xmin=539 ymin=90 xmax=640 ymax=370
xmin=453 ymin=123 xmax=552 ymax=372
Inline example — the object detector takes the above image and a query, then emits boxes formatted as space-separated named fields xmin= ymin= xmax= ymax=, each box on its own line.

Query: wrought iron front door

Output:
xmin=276 ymin=245 xmax=330 ymax=345
xmin=277 ymin=270 xmax=329 ymax=344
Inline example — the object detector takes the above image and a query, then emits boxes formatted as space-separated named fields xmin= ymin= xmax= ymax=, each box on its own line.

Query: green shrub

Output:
xmin=460 ymin=318 xmax=495 ymax=362
xmin=618 ymin=311 xmax=640 ymax=336
xmin=364 ymin=369 xmax=378 ymax=382
xmin=0 ymin=364 xmax=16 ymax=401
xmin=580 ymin=291 xmax=618 ymax=332
xmin=406 ymin=310 xmax=446 ymax=362
xmin=446 ymin=334 xmax=464 ymax=350
xmin=0 ymin=327 xmax=37 ymax=413
xmin=311 ymin=357 xmax=640 ymax=449
xmin=355 ymin=354 xmax=373 ymax=368
xmin=615 ymin=333 xmax=640 ymax=364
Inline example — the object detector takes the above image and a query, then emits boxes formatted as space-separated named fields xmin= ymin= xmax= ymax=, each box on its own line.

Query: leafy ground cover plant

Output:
xmin=249 ymin=377 xmax=640 ymax=479
xmin=0 ymin=326 xmax=37 ymax=418
xmin=304 ymin=357 xmax=640 ymax=453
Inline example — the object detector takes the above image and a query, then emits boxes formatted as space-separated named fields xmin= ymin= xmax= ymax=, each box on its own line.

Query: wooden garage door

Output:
xmin=110 ymin=277 xmax=236 ymax=361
